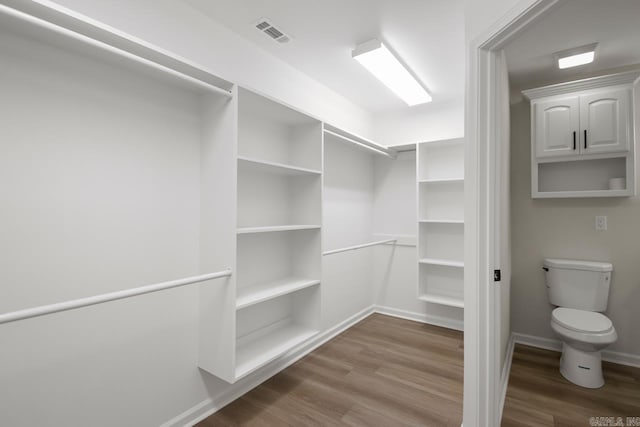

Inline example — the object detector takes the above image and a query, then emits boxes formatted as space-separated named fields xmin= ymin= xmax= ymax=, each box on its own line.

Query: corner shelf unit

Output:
xmin=417 ymin=139 xmax=465 ymax=309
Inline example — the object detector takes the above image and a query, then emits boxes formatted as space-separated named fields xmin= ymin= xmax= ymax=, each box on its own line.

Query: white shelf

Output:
xmin=419 ymin=258 xmax=464 ymax=268
xmin=235 ymin=322 xmax=318 ymax=380
xmin=419 ymin=219 xmax=464 ymax=224
xmin=418 ymin=294 xmax=464 ymax=308
xmin=419 ymin=178 xmax=464 ymax=184
xmin=237 ymin=225 xmax=321 ymax=234
xmin=236 ymin=278 xmax=320 ymax=309
xmin=533 ymin=189 xmax=632 ymax=198
xmin=238 ymin=156 xmax=322 ymax=176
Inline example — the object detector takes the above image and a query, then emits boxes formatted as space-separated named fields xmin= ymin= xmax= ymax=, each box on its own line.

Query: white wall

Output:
xmin=374 ymin=101 xmax=465 ymax=146
xmin=48 ymin=0 xmax=374 ymax=139
xmin=322 ymin=137 xmax=376 ymax=329
xmin=510 ymin=99 xmax=640 ymax=357
xmin=0 ymin=26 xmax=212 ymax=426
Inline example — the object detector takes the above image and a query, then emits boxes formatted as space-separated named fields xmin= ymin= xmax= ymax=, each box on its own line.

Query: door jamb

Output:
xmin=463 ymin=1 xmax=563 ymax=425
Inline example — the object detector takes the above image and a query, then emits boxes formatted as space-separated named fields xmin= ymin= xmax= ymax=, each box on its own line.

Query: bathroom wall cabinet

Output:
xmin=523 ymin=71 xmax=639 ymax=198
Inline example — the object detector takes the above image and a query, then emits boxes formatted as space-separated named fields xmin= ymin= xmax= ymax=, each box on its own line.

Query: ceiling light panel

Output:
xmin=353 ymin=39 xmax=431 ymax=106
xmin=556 ymin=43 xmax=597 ymax=69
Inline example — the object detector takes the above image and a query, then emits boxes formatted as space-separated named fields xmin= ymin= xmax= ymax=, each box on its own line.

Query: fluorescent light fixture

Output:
xmin=353 ymin=39 xmax=431 ymax=106
xmin=556 ymin=43 xmax=597 ymax=69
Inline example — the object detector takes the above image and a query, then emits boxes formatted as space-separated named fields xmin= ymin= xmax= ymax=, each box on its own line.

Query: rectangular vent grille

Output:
xmin=254 ymin=18 xmax=291 ymax=44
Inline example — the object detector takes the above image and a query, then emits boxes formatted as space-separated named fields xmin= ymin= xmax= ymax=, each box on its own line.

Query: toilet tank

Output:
xmin=543 ymin=258 xmax=613 ymax=311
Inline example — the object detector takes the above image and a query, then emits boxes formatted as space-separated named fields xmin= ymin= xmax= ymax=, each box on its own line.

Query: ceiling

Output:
xmin=505 ymin=0 xmax=640 ymax=90
xmin=182 ymin=0 xmax=465 ymax=113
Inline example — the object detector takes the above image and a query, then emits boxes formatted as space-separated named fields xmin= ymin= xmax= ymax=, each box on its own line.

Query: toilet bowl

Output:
xmin=551 ymin=307 xmax=617 ymax=388
xmin=543 ymin=258 xmax=616 ymax=388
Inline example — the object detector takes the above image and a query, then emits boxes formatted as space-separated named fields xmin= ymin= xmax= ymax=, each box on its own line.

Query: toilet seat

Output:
xmin=552 ymin=307 xmax=612 ymax=333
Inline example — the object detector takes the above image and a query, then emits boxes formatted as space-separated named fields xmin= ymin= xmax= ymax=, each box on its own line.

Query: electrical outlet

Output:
xmin=595 ymin=216 xmax=607 ymax=231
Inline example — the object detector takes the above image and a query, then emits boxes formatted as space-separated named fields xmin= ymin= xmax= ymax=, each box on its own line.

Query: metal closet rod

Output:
xmin=0 ymin=269 xmax=232 ymax=325
xmin=323 ymin=239 xmax=397 ymax=256
xmin=324 ymin=129 xmax=396 ymax=158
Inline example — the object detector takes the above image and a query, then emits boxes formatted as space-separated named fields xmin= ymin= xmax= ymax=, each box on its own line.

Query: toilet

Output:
xmin=543 ymin=258 xmax=617 ymax=388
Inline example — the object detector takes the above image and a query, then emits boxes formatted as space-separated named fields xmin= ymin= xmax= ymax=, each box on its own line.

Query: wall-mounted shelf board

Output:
xmin=418 ymin=294 xmax=464 ymax=308
xmin=238 ymin=156 xmax=322 ymax=176
xmin=0 ymin=1 xmax=233 ymax=95
xmin=235 ymin=323 xmax=318 ymax=380
xmin=237 ymin=225 xmax=321 ymax=234
xmin=419 ymin=178 xmax=464 ymax=184
xmin=238 ymin=88 xmax=322 ymax=171
xmin=236 ymin=278 xmax=320 ymax=309
xmin=418 ymin=181 xmax=464 ymax=221
xmin=235 ymin=285 xmax=320 ymax=380
xmin=418 ymin=138 xmax=464 ymax=181
xmin=419 ymin=258 xmax=464 ymax=268
xmin=533 ymin=189 xmax=631 ymax=198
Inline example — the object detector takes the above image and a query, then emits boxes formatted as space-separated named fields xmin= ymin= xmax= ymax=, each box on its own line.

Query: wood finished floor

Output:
xmin=502 ymin=344 xmax=640 ymax=426
xmin=197 ymin=313 xmax=463 ymax=426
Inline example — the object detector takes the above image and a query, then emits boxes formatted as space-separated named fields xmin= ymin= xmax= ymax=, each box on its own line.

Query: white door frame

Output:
xmin=463 ymin=1 xmax=563 ymax=425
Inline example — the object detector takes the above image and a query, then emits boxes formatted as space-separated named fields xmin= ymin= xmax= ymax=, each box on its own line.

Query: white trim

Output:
xmin=522 ymin=70 xmax=640 ymax=100
xmin=374 ymin=305 xmax=464 ymax=331
xmin=512 ymin=332 xmax=640 ymax=368
xmin=498 ymin=335 xmax=516 ymax=425
xmin=161 ymin=305 xmax=376 ymax=427
xmin=465 ymin=1 xmax=564 ymax=426
xmin=162 ymin=305 xmax=464 ymax=426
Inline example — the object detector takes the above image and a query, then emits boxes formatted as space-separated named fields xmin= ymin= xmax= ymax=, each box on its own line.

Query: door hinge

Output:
xmin=494 ymin=270 xmax=501 ymax=282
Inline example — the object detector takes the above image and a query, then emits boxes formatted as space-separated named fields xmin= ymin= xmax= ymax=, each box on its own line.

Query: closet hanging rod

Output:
xmin=324 ymin=129 xmax=396 ymax=158
xmin=0 ymin=3 xmax=233 ymax=98
xmin=323 ymin=239 xmax=397 ymax=256
xmin=0 ymin=269 xmax=232 ymax=326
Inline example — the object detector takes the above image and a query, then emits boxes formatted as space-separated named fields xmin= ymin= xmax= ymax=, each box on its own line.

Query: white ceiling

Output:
xmin=505 ymin=0 xmax=640 ymax=90
xmin=182 ymin=0 xmax=465 ymax=113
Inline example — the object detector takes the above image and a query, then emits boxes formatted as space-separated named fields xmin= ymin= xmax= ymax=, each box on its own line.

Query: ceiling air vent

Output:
xmin=254 ymin=18 xmax=291 ymax=44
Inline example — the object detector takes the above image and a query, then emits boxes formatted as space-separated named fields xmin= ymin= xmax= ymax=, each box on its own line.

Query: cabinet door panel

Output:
xmin=581 ymin=88 xmax=630 ymax=154
xmin=534 ymin=96 xmax=579 ymax=158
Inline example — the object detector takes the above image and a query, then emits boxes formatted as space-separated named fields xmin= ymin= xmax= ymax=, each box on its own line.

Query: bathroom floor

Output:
xmin=502 ymin=344 xmax=640 ymax=426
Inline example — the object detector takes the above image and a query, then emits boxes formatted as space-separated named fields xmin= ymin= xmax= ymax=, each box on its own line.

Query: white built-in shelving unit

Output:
xmin=231 ymin=88 xmax=322 ymax=382
xmin=417 ymin=139 xmax=465 ymax=308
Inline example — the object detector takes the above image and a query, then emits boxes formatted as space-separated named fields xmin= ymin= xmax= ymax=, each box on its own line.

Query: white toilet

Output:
xmin=543 ymin=258 xmax=617 ymax=389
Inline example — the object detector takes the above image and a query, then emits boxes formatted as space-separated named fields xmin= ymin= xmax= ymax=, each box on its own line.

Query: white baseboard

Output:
xmin=162 ymin=305 xmax=376 ymax=427
xmin=163 ymin=305 xmax=464 ymax=427
xmin=374 ymin=305 xmax=464 ymax=331
xmin=512 ymin=332 xmax=640 ymax=368
xmin=498 ymin=335 xmax=516 ymax=425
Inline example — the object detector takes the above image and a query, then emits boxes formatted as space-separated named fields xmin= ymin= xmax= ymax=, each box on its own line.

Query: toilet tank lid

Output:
xmin=543 ymin=258 xmax=612 ymax=272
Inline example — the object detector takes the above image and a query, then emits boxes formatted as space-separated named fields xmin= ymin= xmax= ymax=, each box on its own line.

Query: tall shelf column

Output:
xmin=417 ymin=139 xmax=465 ymax=309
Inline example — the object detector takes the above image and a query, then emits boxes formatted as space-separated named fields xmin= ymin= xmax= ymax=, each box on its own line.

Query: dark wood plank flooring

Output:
xmin=502 ymin=344 xmax=640 ymax=426
xmin=197 ymin=313 xmax=463 ymax=426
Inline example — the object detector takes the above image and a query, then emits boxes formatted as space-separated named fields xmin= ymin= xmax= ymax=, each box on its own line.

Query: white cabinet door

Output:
xmin=580 ymin=88 xmax=631 ymax=154
xmin=534 ymin=96 xmax=580 ymax=158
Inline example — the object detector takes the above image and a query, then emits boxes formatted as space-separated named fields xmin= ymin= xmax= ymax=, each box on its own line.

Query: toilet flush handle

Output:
xmin=542 ymin=267 xmax=549 ymax=271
